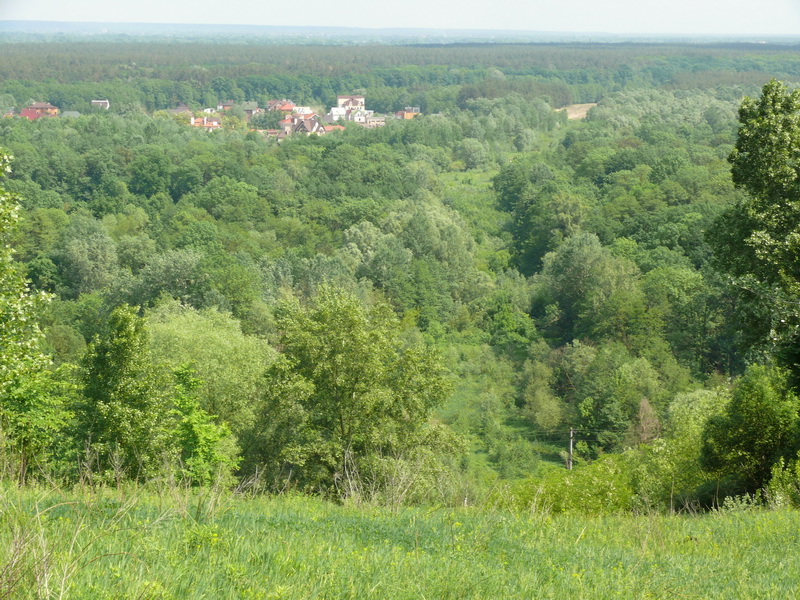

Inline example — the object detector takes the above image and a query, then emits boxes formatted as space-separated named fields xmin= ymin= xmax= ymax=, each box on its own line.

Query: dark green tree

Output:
xmin=702 ymin=364 xmax=800 ymax=491
xmin=712 ymin=80 xmax=800 ymax=379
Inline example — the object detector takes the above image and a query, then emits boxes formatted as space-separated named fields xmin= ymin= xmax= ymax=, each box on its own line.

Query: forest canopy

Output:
xmin=2 ymin=39 xmax=800 ymax=511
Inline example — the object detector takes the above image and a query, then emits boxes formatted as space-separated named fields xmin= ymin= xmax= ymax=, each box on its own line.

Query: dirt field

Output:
xmin=558 ymin=103 xmax=598 ymax=120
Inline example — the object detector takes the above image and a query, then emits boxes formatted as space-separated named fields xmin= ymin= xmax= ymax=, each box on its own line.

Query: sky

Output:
xmin=1 ymin=0 xmax=800 ymax=36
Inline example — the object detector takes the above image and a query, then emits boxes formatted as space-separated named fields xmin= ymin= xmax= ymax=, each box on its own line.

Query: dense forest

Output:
xmin=2 ymin=38 xmax=800 ymax=514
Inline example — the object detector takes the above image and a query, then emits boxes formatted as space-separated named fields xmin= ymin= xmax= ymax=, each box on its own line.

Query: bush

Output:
xmin=514 ymin=453 xmax=635 ymax=515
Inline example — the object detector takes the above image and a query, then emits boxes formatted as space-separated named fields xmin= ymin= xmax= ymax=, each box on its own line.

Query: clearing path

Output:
xmin=558 ymin=103 xmax=598 ymax=120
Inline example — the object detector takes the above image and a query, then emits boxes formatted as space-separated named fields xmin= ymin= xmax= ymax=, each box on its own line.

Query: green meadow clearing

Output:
xmin=2 ymin=486 xmax=799 ymax=599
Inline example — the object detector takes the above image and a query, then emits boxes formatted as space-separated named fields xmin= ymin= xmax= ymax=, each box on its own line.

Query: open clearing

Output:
xmin=4 ymin=487 xmax=800 ymax=599
xmin=559 ymin=103 xmax=598 ymax=119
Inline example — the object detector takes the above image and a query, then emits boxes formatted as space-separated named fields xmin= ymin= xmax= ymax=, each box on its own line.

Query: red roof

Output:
xmin=20 ymin=108 xmax=43 ymax=121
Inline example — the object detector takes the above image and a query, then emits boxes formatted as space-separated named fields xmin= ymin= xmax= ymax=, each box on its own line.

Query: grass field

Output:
xmin=2 ymin=485 xmax=800 ymax=599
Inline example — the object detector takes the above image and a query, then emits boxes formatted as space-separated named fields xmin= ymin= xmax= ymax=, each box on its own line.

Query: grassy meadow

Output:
xmin=2 ymin=485 xmax=799 ymax=599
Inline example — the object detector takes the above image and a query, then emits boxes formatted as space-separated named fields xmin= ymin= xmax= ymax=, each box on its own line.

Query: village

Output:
xmin=4 ymin=95 xmax=422 ymax=139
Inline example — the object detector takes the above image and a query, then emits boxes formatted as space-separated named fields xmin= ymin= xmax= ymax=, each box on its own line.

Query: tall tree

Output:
xmin=78 ymin=304 xmax=170 ymax=481
xmin=712 ymin=80 xmax=800 ymax=379
xmin=0 ymin=150 xmax=68 ymax=482
xmin=250 ymin=287 xmax=451 ymax=493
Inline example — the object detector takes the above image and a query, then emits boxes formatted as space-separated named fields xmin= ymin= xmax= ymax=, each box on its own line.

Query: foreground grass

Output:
xmin=2 ymin=485 xmax=800 ymax=599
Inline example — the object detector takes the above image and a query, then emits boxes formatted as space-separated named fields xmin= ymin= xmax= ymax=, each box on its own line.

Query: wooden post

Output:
xmin=568 ymin=428 xmax=574 ymax=470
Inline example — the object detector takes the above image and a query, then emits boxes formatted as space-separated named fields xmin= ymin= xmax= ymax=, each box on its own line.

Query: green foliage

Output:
xmin=523 ymin=454 xmax=636 ymax=514
xmin=147 ymin=301 xmax=275 ymax=436
xmin=729 ymin=80 xmax=800 ymax=221
xmin=252 ymin=287 xmax=452 ymax=494
xmin=764 ymin=456 xmax=800 ymax=508
xmin=631 ymin=389 xmax=729 ymax=510
xmin=534 ymin=233 xmax=664 ymax=353
xmin=519 ymin=359 xmax=562 ymax=431
xmin=712 ymin=80 xmax=800 ymax=380
xmin=702 ymin=364 xmax=800 ymax=491
xmin=170 ymin=367 xmax=239 ymax=486
xmin=0 ymin=152 xmax=49 ymax=390
xmin=78 ymin=305 xmax=171 ymax=481
xmin=0 ymin=150 xmax=70 ymax=481
xmin=0 ymin=43 xmax=790 ymax=503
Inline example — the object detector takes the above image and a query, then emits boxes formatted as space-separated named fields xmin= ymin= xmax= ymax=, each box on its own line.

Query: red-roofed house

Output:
xmin=21 ymin=102 xmax=59 ymax=120
xmin=20 ymin=108 xmax=45 ymax=121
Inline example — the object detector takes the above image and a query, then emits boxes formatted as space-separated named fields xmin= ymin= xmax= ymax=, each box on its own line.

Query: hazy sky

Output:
xmin=1 ymin=0 xmax=800 ymax=35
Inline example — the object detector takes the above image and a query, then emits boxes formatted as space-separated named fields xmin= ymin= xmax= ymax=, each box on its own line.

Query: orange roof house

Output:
xmin=267 ymin=99 xmax=297 ymax=113
xmin=190 ymin=116 xmax=222 ymax=130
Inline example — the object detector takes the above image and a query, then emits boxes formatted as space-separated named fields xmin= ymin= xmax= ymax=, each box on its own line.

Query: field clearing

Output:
xmin=559 ymin=103 xmax=598 ymax=119
xmin=2 ymin=486 xmax=800 ymax=599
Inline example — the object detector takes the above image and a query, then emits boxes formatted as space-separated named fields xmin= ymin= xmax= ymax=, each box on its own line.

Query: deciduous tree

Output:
xmin=252 ymin=287 xmax=451 ymax=494
xmin=0 ymin=150 xmax=69 ymax=482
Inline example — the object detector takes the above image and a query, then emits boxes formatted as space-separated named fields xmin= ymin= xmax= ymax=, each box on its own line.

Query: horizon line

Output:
xmin=1 ymin=20 xmax=799 ymax=39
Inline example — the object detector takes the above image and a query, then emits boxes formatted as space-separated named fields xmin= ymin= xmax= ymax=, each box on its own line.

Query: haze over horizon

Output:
xmin=2 ymin=0 xmax=800 ymax=37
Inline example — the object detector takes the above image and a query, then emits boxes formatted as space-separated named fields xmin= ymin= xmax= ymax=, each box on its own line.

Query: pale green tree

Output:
xmin=147 ymin=301 xmax=275 ymax=436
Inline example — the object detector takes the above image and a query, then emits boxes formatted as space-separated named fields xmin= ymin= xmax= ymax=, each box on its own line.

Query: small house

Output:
xmin=337 ymin=95 xmax=365 ymax=110
xmin=21 ymin=102 xmax=59 ymax=120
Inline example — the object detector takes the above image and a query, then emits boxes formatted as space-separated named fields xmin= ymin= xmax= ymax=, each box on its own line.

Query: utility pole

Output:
xmin=568 ymin=428 xmax=574 ymax=470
